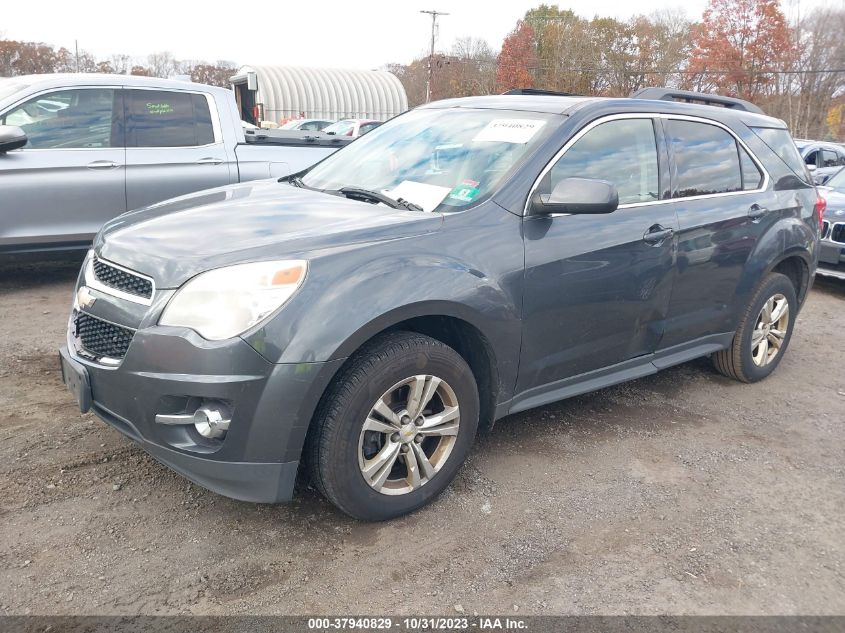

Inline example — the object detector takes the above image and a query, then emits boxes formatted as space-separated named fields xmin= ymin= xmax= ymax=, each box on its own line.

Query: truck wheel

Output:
xmin=306 ymin=331 xmax=479 ymax=521
xmin=712 ymin=272 xmax=797 ymax=383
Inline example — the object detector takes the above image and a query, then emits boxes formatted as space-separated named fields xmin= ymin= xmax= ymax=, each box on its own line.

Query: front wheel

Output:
xmin=713 ymin=272 xmax=797 ymax=383
xmin=306 ymin=332 xmax=479 ymax=521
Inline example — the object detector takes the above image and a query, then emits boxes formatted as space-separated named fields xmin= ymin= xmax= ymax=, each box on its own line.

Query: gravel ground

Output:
xmin=0 ymin=261 xmax=843 ymax=616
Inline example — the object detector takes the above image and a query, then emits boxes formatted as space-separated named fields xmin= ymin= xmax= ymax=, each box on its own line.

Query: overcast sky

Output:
xmin=2 ymin=0 xmax=841 ymax=70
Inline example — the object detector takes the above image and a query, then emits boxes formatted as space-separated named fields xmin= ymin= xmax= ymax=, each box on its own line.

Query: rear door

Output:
xmin=518 ymin=115 xmax=678 ymax=392
xmin=658 ymin=117 xmax=774 ymax=348
xmin=0 ymin=87 xmax=125 ymax=250
xmin=124 ymin=88 xmax=233 ymax=211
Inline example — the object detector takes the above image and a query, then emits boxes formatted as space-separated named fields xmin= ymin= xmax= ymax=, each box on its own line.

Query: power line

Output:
xmin=420 ymin=9 xmax=449 ymax=103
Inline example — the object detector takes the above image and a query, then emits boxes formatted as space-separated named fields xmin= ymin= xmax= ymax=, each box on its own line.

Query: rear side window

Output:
xmin=750 ymin=127 xmax=808 ymax=180
xmin=125 ymin=89 xmax=215 ymax=147
xmin=822 ymin=149 xmax=844 ymax=168
xmin=739 ymin=146 xmax=763 ymax=190
xmin=667 ymin=120 xmax=744 ymax=196
xmin=550 ymin=118 xmax=659 ymax=205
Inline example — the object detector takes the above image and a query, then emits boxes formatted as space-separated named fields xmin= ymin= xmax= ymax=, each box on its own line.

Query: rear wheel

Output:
xmin=306 ymin=331 xmax=479 ymax=521
xmin=712 ymin=272 xmax=797 ymax=383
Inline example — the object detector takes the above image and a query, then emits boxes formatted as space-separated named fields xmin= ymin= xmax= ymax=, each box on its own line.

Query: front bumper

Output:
xmin=60 ymin=325 xmax=344 ymax=503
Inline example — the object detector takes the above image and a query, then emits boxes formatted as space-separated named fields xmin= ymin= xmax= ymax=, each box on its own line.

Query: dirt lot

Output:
xmin=0 ymin=260 xmax=843 ymax=616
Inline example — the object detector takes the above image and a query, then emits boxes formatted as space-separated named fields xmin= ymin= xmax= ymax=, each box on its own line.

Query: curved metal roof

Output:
xmin=235 ymin=65 xmax=408 ymax=123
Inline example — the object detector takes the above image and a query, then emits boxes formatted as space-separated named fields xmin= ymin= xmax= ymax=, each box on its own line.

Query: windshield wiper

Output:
xmin=337 ymin=187 xmax=424 ymax=213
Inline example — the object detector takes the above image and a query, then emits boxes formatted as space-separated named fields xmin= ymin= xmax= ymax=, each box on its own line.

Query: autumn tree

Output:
xmin=189 ymin=61 xmax=238 ymax=87
xmin=687 ymin=0 xmax=792 ymax=100
xmin=496 ymin=21 xmax=536 ymax=92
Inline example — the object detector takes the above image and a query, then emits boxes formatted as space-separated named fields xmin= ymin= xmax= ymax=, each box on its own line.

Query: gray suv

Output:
xmin=60 ymin=89 xmax=821 ymax=520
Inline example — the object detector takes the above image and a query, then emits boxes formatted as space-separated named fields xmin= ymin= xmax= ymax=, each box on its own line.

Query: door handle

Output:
xmin=748 ymin=204 xmax=768 ymax=221
xmin=86 ymin=160 xmax=119 ymax=170
xmin=195 ymin=157 xmax=224 ymax=165
xmin=643 ymin=225 xmax=674 ymax=245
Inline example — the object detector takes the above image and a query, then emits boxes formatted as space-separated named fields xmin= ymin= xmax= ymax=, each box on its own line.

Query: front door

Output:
xmin=124 ymin=88 xmax=232 ymax=211
xmin=518 ymin=116 xmax=678 ymax=393
xmin=0 ymin=87 xmax=125 ymax=250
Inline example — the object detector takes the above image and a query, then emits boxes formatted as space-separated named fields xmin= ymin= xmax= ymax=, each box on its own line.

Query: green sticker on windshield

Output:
xmin=448 ymin=179 xmax=480 ymax=203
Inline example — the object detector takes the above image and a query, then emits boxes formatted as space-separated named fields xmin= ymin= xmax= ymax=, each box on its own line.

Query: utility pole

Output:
xmin=420 ymin=9 xmax=449 ymax=103
xmin=74 ymin=40 xmax=80 ymax=73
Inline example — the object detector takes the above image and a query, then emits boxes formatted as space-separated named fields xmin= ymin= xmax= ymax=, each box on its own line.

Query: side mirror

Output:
xmin=0 ymin=125 xmax=27 ymax=153
xmin=530 ymin=177 xmax=619 ymax=215
xmin=807 ymin=163 xmax=817 ymax=172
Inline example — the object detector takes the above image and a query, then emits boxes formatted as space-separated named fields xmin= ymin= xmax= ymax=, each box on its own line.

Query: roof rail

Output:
xmin=503 ymin=88 xmax=581 ymax=97
xmin=630 ymin=87 xmax=764 ymax=115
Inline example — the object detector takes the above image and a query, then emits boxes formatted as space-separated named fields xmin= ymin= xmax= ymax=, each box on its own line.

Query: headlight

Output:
xmin=159 ymin=260 xmax=307 ymax=340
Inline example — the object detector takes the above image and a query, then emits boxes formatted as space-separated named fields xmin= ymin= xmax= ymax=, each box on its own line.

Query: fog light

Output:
xmin=193 ymin=405 xmax=230 ymax=439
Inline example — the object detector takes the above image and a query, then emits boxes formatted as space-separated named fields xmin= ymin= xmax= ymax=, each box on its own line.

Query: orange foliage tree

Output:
xmin=496 ymin=21 xmax=536 ymax=92
xmin=688 ymin=0 xmax=793 ymax=100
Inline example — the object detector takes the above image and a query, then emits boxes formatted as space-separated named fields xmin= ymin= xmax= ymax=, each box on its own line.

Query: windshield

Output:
xmin=323 ymin=120 xmax=355 ymax=135
xmin=302 ymin=108 xmax=558 ymax=212
xmin=826 ymin=167 xmax=845 ymax=190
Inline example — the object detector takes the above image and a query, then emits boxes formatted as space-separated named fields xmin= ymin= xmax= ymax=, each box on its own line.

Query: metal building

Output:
xmin=231 ymin=65 xmax=408 ymax=126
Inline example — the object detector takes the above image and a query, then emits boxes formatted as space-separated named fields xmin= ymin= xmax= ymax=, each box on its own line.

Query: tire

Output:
xmin=306 ymin=331 xmax=479 ymax=521
xmin=712 ymin=272 xmax=797 ymax=383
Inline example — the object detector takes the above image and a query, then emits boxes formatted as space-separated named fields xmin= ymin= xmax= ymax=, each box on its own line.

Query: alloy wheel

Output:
xmin=751 ymin=293 xmax=789 ymax=367
xmin=357 ymin=375 xmax=460 ymax=495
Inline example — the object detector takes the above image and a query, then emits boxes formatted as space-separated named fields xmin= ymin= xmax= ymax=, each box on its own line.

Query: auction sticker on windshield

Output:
xmin=384 ymin=181 xmax=451 ymax=212
xmin=448 ymin=179 xmax=481 ymax=204
xmin=473 ymin=119 xmax=546 ymax=144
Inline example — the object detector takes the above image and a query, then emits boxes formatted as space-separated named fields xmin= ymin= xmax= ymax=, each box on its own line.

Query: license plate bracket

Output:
xmin=59 ymin=348 xmax=92 ymax=413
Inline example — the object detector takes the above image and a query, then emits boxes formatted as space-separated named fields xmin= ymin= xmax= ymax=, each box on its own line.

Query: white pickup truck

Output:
xmin=0 ymin=74 xmax=353 ymax=255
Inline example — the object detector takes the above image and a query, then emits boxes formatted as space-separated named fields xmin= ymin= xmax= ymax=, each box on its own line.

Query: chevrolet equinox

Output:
xmin=60 ymin=88 xmax=822 ymax=520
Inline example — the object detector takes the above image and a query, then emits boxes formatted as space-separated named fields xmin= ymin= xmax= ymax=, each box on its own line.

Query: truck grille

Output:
xmin=93 ymin=257 xmax=153 ymax=299
xmin=75 ymin=312 xmax=135 ymax=359
xmin=821 ymin=220 xmax=830 ymax=240
xmin=831 ymin=223 xmax=845 ymax=245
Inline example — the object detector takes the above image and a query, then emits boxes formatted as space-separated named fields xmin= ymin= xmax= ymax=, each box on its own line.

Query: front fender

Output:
xmin=241 ymin=206 xmax=526 ymax=398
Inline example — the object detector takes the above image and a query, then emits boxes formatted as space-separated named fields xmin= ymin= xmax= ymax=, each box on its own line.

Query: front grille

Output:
xmin=831 ymin=223 xmax=845 ymax=244
xmin=93 ymin=257 xmax=153 ymax=299
xmin=821 ymin=220 xmax=830 ymax=239
xmin=75 ymin=312 xmax=134 ymax=359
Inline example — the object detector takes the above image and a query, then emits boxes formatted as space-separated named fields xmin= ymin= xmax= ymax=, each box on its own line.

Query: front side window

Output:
xmin=549 ymin=118 xmax=659 ymax=205
xmin=1 ymin=88 xmax=116 ymax=149
xmin=668 ymin=120 xmax=744 ymax=196
xmin=804 ymin=150 xmax=818 ymax=166
xmin=125 ymin=89 xmax=215 ymax=148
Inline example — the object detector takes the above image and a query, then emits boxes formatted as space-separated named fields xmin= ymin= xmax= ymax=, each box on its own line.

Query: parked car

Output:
xmin=794 ymin=138 xmax=845 ymax=185
xmin=60 ymin=88 xmax=820 ymax=520
xmin=0 ymin=74 xmax=353 ymax=255
xmin=323 ymin=118 xmax=382 ymax=137
xmin=280 ymin=118 xmax=334 ymax=132
xmin=817 ymin=167 xmax=845 ymax=279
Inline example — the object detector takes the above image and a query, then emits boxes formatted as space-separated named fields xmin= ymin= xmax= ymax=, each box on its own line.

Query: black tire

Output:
xmin=306 ymin=331 xmax=479 ymax=521
xmin=712 ymin=272 xmax=797 ymax=383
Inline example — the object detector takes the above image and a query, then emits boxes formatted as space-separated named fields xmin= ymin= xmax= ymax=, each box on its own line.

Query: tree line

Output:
xmin=0 ymin=41 xmax=237 ymax=88
xmin=390 ymin=0 xmax=845 ymax=141
xmin=2 ymin=0 xmax=843 ymax=140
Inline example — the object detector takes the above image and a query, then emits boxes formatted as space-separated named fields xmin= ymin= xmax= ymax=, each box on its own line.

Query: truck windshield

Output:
xmin=302 ymin=108 xmax=558 ymax=212
xmin=0 ymin=80 xmax=30 ymax=103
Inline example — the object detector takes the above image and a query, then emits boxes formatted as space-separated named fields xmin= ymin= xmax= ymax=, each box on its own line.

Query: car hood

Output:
xmin=96 ymin=180 xmax=443 ymax=288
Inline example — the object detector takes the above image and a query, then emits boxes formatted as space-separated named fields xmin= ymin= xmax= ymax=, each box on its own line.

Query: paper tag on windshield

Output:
xmin=383 ymin=181 xmax=451 ymax=213
xmin=473 ymin=119 xmax=546 ymax=144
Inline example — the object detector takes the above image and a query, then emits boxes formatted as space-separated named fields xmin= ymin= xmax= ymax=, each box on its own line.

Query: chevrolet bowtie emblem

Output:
xmin=77 ymin=286 xmax=97 ymax=309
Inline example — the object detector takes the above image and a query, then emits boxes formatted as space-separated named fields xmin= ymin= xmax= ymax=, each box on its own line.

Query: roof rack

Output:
xmin=630 ymin=87 xmax=764 ymax=115
xmin=503 ymin=88 xmax=581 ymax=97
